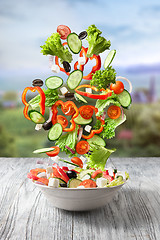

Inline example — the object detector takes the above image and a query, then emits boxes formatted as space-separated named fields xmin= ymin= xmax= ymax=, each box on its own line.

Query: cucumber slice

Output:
xmin=53 ymin=177 xmax=66 ymax=185
xmin=74 ymin=114 xmax=92 ymax=125
xmin=67 ymin=33 xmax=82 ymax=54
xmin=104 ymin=50 xmax=116 ymax=69
xmin=67 ymin=178 xmax=82 ymax=188
xmin=28 ymin=110 xmax=45 ymax=124
xmin=48 ymin=123 xmax=63 ymax=141
xmin=33 ymin=147 xmax=56 ymax=154
xmin=117 ymin=89 xmax=132 ymax=109
xmin=81 ymin=173 xmax=91 ymax=181
xmin=45 ymin=76 xmax=63 ymax=90
xmin=67 ymin=70 xmax=83 ymax=90
xmin=87 ymin=135 xmax=106 ymax=148
xmin=59 ymin=159 xmax=79 ymax=167
xmin=74 ymin=93 xmax=88 ymax=103
xmin=78 ymin=169 xmax=95 ymax=180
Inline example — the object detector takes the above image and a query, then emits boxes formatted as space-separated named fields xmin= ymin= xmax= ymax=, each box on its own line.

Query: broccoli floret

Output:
xmin=86 ymin=25 xmax=111 ymax=58
xmin=40 ymin=32 xmax=72 ymax=63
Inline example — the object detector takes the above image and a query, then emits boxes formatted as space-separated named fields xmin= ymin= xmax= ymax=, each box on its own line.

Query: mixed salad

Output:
xmin=22 ymin=24 xmax=131 ymax=188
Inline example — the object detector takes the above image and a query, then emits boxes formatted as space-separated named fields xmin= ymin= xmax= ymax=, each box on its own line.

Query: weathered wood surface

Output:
xmin=0 ymin=157 xmax=160 ymax=240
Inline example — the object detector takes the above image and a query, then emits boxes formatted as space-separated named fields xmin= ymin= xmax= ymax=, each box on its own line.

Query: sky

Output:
xmin=0 ymin=0 xmax=160 ymax=91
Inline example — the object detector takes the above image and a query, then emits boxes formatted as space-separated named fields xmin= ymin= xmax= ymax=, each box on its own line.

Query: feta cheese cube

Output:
xmin=107 ymin=167 xmax=114 ymax=177
xmin=60 ymin=86 xmax=68 ymax=95
xmin=51 ymin=64 xmax=60 ymax=73
xmin=78 ymin=57 xmax=86 ymax=65
xmin=77 ymin=185 xmax=85 ymax=189
xmin=48 ymin=178 xmax=59 ymax=188
xmin=85 ymin=88 xmax=92 ymax=94
xmin=46 ymin=166 xmax=53 ymax=174
xmin=37 ymin=172 xmax=47 ymax=178
xmin=84 ymin=125 xmax=92 ymax=133
xmin=96 ymin=177 xmax=108 ymax=188
xmin=35 ymin=124 xmax=43 ymax=131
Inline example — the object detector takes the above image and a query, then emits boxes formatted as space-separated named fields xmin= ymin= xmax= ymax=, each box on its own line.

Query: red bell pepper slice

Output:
xmin=103 ymin=172 xmax=114 ymax=183
xmin=22 ymin=86 xmax=45 ymax=120
xmin=51 ymin=100 xmax=79 ymax=132
xmin=91 ymin=169 xmax=103 ymax=179
xmin=53 ymin=163 xmax=69 ymax=183
xmin=75 ymin=84 xmax=112 ymax=100
xmin=81 ymin=106 xmax=105 ymax=139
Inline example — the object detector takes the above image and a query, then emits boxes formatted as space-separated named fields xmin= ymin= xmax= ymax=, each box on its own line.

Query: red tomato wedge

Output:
xmin=79 ymin=105 xmax=94 ymax=119
xmin=71 ymin=157 xmax=83 ymax=168
xmin=57 ymin=25 xmax=71 ymax=40
xmin=91 ymin=169 xmax=103 ymax=179
xmin=110 ymin=81 xmax=124 ymax=94
xmin=61 ymin=103 xmax=76 ymax=116
xmin=79 ymin=179 xmax=97 ymax=188
xmin=107 ymin=105 xmax=121 ymax=119
xmin=75 ymin=141 xmax=90 ymax=155
xmin=46 ymin=146 xmax=60 ymax=157
xmin=57 ymin=115 xmax=68 ymax=128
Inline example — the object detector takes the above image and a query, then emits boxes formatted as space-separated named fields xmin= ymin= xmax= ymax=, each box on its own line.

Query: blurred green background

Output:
xmin=0 ymin=0 xmax=160 ymax=158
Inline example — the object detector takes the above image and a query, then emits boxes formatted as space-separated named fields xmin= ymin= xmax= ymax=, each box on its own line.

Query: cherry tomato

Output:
xmin=79 ymin=105 xmax=94 ymax=119
xmin=46 ymin=146 xmax=60 ymax=157
xmin=57 ymin=115 xmax=68 ymax=128
xmin=107 ymin=105 xmax=121 ymax=119
xmin=75 ymin=141 xmax=90 ymax=155
xmin=91 ymin=169 xmax=103 ymax=179
xmin=79 ymin=179 xmax=97 ymax=188
xmin=71 ymin=157 xmax=83 ymax=168
xmin=61 ymin=103 xmax=76 ymax=116
xmin=110 ymin=81 xmax=124 ymax=94
xmin=57 ymin=25 xmax=71 ymax=40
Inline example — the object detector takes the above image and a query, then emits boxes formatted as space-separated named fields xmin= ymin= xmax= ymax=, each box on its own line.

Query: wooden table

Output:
xmin=0 ymin=157 xmax=160 ymax=240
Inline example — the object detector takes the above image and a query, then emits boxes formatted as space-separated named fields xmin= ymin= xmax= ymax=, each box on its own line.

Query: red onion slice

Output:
xmin=65 ymin=145 xmax=75 ymax=154
xmin=102 ymin=111 xmax=106 ymax=120
xmin=77 ymin=127 xmax=83 ymax=142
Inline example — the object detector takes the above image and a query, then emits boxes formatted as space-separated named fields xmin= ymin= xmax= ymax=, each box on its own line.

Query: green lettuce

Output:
xmin=91 ymin=66 xmax=116 ymax=90
xmin=28 ymin=88 xmax=59 ymax=108
xmin=86 ymin=145 xmax=116 ymax=170
xmin=56 ymin=125 xmax=78 ymax=156
xmin=86 ymin=25 xmax=111 ymax=58
xmin=40 ymin=32 xmax=72 ymax=63
xmin=95 ymin=92 xmax=121 ymax=116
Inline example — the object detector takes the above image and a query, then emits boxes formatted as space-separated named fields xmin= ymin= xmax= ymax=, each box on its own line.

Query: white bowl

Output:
xmin=33 ymin=182 xmax=126 ymax=211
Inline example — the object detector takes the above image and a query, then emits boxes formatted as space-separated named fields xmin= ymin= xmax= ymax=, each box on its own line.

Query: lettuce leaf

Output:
xmin=40 ymin=32 xmax=72 ymax=63
xmin=86 ymin=25 xmax=111 ymax=58
xmin=86 ymin=145 xmax=116 ymax=170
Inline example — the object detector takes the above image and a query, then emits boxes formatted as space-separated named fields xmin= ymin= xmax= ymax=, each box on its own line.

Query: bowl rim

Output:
xmin=33 ymin=179 xmax=128 ymax=190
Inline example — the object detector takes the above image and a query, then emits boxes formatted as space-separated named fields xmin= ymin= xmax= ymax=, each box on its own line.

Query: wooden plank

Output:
xmin=0 ymin=158 xmax=160 ymax=240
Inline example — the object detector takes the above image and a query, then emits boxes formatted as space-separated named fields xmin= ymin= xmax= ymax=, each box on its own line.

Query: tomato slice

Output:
xmin=57 ymin=25 xmax=71 ymax=40
xmin=79 ymin=105 xmax=94 ymax=119
xmin=71 ymin=157 xmax=83 ymax=168
xmin=30 ymin=168 xmax=46 ymax=176
xmin=110 ymin=81 xmax=124 ymax=94
xmin=91 ymin=169 xmax=103 ymax=179
xmin=103 ymin=172 xmax=113 ymax=183
xmin=57 ymin=115 xmax=68 ymax=128
xmin=79 ymin=179 xmax=97 ymax=188
xmin=46 ymin=146 xmax=60 ymax=157
xmin=107 ymin=105 xmax=121 ymax=119
xmin=61 ymin=103 xmax=76 ymax=116
xmin=75 ymin=141 xmax=90 ymax=155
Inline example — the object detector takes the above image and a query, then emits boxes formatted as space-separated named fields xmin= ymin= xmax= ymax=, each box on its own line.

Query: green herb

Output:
xmin=56 ymin=125 xmax=78 ymax=156
xmin=86 ymin=145 xmax=116 ymax=170
xmin=91 ymin=66 xmax=116 ymax=90
xmin=86 ymin=25 xmax=111 ymax=58
xmin=29 ymin=88 xmax=59 ymax=108
xmin=40 ymin=32 xmax=72 ymax=63
xmin=95 ymin=92 xmax=121 ymax=116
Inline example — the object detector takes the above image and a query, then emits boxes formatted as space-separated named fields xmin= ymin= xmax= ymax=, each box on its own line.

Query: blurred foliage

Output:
xmin=3 ymin=91 xmax=18 ymax=101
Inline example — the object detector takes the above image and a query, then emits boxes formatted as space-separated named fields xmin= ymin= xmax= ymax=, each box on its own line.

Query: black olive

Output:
xmin=78 ymin=31 xmax=87 ymax=40
xmin=60 ymin=183 xmax=67 ymax=187
xmin=32 ymin=79 xmax=43 ymax=87
xmin=63 ymin=61 xmax=71 ymax=72
xmin=66 ymin=170 xmax=77 ymax=179
xmin=65 ymin=92 xmax=75 ymax=100
xmin=42 ymin=121 xmax=53 ymax=130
